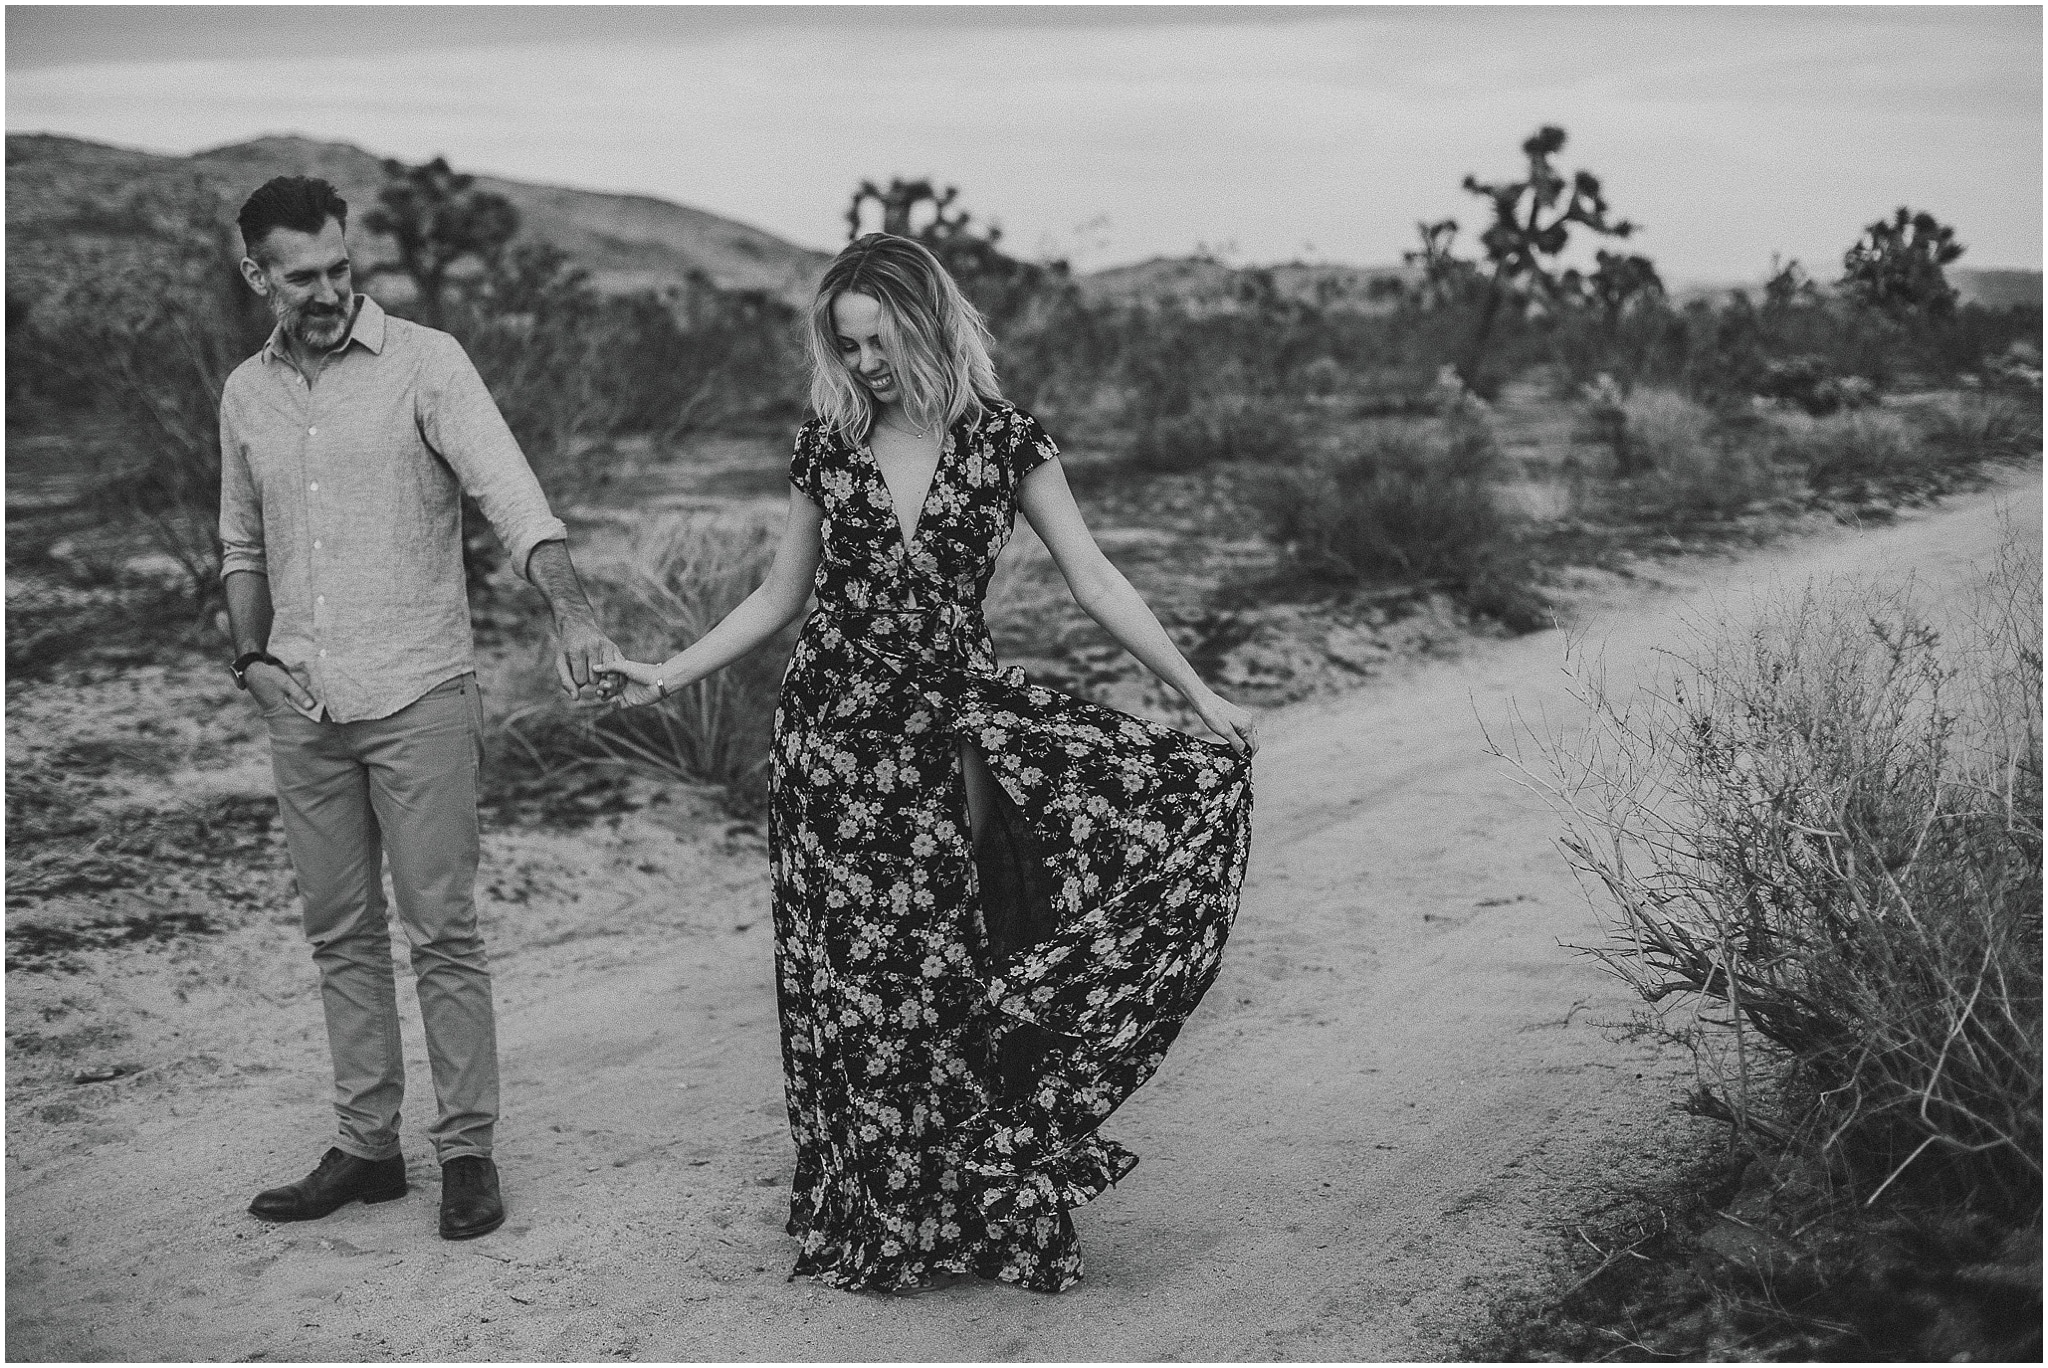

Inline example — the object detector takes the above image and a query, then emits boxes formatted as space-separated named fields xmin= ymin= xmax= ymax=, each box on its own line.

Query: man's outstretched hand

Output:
xmin=555 ymin=613 xmax=622 ymax=700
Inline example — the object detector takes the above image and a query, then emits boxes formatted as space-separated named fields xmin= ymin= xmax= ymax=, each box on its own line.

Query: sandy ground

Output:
xmin=7 ymin=465 xmax=2038 ymax=1362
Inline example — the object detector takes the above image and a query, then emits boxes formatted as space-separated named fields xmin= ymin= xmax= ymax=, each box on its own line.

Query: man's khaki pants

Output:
xmin=263 ymin=673 xmax=498 ymax=1163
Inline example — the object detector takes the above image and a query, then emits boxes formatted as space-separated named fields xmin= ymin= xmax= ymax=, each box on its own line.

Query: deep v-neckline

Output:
xmin=864 ymin=423 xmax=952 ymax=555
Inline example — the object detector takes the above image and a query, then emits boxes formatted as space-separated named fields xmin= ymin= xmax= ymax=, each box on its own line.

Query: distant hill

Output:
xmin=1671 ymin=266 xmax=2041 ymax=312
xmin=1953 ymin=268 xmax=2042 ymax=311
xmin=5 ymin=131 xmax=833 ymax=318
xmin=1078 ymin=256 xmax=1411 ymax=313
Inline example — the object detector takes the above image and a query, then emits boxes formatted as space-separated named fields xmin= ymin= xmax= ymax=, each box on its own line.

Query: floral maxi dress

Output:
xmin=769 ymin=401 xmax=1254 ymax=1293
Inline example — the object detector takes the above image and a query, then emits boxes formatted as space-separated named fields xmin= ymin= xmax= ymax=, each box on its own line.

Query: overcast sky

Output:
xmin=7 ymin=4 xmax=2041 ymax=283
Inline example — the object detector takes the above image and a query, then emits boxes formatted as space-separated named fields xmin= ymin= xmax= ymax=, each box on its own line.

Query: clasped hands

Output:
xmin=554 ymin=612 xmax=626 ymax=705
xmin=592 ymin=657 xmax=669 ymax=710
xmin=556 ymin=611 xmax=665 ymax=710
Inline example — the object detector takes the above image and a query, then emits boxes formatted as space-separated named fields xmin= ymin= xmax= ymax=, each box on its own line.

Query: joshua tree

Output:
xmin=1394 ymin=219 xmax=1486 ymax=310
xmin=1581 ymin=249 xmax=1665 ymax=323
xmin=1762 ymin=254 xmax=1823 ymax=315
xmin=361 ymin=157 xmax=520 ymax=327
xmin=846 ymin=177 xmax=972 ymax=242
xmin=1458 ymin=125 xmax=1642 ymax=373
xmin=844 ymin=177 xmax=1059 ymax=326
xmin=1839 ymin=207 xmax=1965 ymax=319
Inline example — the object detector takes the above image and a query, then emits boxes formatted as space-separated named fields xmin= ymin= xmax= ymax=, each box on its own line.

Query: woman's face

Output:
xmin=830 ymin=291 xmax=901 ymax=406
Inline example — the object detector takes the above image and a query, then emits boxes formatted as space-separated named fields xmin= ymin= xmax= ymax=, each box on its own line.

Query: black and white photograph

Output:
xmin=4 ymin=2 xmax=2041 ymax=1360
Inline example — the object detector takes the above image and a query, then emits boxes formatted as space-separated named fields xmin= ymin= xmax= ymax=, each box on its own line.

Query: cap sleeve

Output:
xmin=1006 ymin=407 xmax=1060 ymax=480
xmin=789 ymin=419 xmax=827 ymax=503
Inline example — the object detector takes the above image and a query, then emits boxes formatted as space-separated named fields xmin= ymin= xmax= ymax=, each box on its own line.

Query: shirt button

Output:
xmin=316 ymin=595 xmax=325 ymax=605
xmin=308 ymin=481 xmax=318 ymax=492
xmin=319 ymin=649 xmax=328 ymax=658
xmin=312 ymin=539 xmax=322 ymax=550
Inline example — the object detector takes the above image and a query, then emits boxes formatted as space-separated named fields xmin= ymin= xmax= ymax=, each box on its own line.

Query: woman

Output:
xmin=600 ymin=233 xmax=1256 ymax=1294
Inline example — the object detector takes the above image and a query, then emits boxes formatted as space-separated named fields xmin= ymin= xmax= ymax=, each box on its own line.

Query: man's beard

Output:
xmin=275 ymin=294 xmax=352 ymax=351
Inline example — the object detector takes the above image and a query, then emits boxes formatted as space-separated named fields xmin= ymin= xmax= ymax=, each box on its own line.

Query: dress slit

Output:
xmin=961 ymin=737 xmax=1065 ymax=1099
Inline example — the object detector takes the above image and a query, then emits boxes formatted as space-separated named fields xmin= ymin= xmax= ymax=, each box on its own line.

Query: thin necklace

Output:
xmin=876 ymin=411 xmax=935 ymax=440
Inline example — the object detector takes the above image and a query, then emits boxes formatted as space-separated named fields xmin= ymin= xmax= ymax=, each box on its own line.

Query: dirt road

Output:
xmin=8 ymin=467 xmax=2037 ymax=1361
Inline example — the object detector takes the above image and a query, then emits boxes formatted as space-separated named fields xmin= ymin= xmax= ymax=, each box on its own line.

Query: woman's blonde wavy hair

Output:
xmin=805 ymin=233 xmax=1002 ymax=444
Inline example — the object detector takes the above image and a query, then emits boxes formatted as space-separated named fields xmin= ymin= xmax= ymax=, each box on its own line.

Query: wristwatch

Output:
xmin=230 ymin=650 xmax=286 ymax=691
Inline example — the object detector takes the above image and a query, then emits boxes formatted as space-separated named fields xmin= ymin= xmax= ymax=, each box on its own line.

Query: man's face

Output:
xmin=242 ymin=217 xmax=353 ymax=352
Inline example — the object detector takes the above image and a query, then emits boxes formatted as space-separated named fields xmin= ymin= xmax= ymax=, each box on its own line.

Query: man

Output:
xmin=220 ymin=175 xmax=615 ymax=1240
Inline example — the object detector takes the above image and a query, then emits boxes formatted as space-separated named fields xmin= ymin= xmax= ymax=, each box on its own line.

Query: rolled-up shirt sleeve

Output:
xmin=416 ymin=334 xmax=567 ymax=582
xmin=218 ymin=392 xmax=267 ymax=580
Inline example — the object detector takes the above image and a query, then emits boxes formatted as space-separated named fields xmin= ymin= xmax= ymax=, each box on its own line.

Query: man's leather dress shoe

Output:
xmin=248 ymin=1147 xmax=408 ymax=1221
xmin=439 ymin=1155 xmax=505 ymax=1240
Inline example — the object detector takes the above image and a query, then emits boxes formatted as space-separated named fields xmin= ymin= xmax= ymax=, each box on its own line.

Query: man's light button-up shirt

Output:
xmin=218 ymin=294 xmax=567 ymax=723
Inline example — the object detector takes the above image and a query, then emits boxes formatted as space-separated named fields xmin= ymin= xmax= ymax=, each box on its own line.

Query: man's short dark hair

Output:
xmin=237 ymin=176 xmax=349 ymax=261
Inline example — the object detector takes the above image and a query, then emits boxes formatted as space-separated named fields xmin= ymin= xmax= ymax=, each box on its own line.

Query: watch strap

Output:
xmin=231 ymin=650 xmax=284 ymax=690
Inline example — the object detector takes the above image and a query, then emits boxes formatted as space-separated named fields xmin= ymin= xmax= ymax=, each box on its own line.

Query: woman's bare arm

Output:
xmin=1018 ymin=459 xmax=1258 ymax=755
xmin=600 ymin=487 xmax=823 ymax=705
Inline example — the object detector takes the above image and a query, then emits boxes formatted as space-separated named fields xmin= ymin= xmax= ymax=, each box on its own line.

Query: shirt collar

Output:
xmin=261 ymin=293 xmax=386 ymax=365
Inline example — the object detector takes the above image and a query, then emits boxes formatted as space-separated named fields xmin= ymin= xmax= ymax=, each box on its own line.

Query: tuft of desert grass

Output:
xmin=1769 ymin=407 xmax=1927 ymax=500
xmin=1768 ymin=393 xmax=2039 ymax=503
xmin=496 ymin=514 xmax=792 ymax=817
xmin=1602 ymin=387 xmax=1786 ymax=521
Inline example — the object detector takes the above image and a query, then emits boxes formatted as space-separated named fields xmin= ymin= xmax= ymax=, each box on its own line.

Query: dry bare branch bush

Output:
xmin=1496 ymin=514 xmax=2041 ymax=1210
xmin=497 ymin=514 xmax=791 ymax=817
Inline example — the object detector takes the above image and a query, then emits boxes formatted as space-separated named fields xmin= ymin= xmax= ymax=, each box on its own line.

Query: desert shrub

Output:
xmin=1607 ymin=386 xmax=1786 ymax=520
xmin=1124 ymin=398 xmax=1303 ymax=473
xmin=441 ymin=248 xmax=803 ymax=590
xmin=447 ymin=249 xmax=804 ymax=508
xmin=1753 ymin=355 xmax=1879 ymax=417
xmin=1764 ymin=405 xmax=2013 ymax=503
xmin=9 ymin=185 xmax=270 ymax=613
xmin=1635 ymin=440 xmax=1785 ymax=524
xmin=7 ymin=292 xmax=101 ymax=420
xmin=1614 ymin=387 xmax=1716 ymax=474
xmin=495 ymin=515 xmax=793 ymax=818
xmin=1913 ymin=390 xmax=2045 ymax=466
xmin=1977 ymin=341 xmax=2043 ymax=397
xmin=1773 ymin=409 xmax=1919 ymax=498
xmin=1546 ymin=285 xmax=2038 ymax=415
xmin=1547 ymin=301 xmax=1691 ymax=396
xmin=1001 ymin=286 xmax=1505 ymax=432
xmin=1515 ymin=521 xmax=2041 ymax=1210
xmin=1253 ymin=411 xmax=1531 ymax=593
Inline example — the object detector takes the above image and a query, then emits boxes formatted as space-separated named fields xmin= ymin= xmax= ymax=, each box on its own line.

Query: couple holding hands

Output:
xmin=223 ymin=174 xmax=1255 ymax=1292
